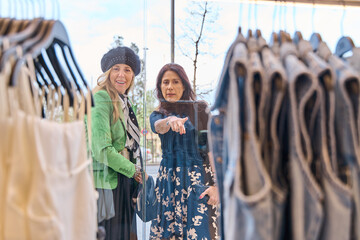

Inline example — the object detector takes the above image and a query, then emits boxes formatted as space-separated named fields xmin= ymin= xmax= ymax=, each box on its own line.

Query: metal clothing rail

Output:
xmin=254 ymin=0 xmax=360 ymax=7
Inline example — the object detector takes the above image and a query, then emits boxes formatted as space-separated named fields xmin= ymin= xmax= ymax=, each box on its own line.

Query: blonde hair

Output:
xmin=93 ymin=67 xmax=135 ymax=123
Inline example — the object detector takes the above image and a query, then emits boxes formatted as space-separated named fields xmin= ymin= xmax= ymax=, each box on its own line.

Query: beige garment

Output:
xmin=3 ymin=111 xmax=37 ymax=240
xmin=0 ymin=59 xmax=15 ymax=239
xmin=28 ymin=116 xmax=97 ymax=240
xmin=3 ymin=55 xmax=97 ymax=240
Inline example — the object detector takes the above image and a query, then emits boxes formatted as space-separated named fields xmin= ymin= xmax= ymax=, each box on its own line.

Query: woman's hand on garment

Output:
xmin=199 ymin=186 xmax=219 ymax=206
xmin=167 ymin=116 xmax=188 ymax=135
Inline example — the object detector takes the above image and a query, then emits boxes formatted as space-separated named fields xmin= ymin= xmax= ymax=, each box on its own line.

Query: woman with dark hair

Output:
xmin=149 ymin=63 xmax=219 ymax=239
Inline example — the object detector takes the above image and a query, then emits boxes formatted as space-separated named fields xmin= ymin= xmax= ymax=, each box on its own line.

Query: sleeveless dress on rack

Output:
xmin=149 ymin=111 xmax=218 ymax=240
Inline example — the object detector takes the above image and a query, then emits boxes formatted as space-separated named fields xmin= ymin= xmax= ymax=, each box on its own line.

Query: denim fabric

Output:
xmin=224 ymin=41 xmax=273 ymax=240
xmin=298 ymin=39 xmax=353 ymax=240
xmin=260 ymin=42 xmax=289 ymax=240
xmin=212 ymin=32 xmax=246 ymax=112
xmin=313 ymin=86 xmax=353 ymax=240
xmin=247 ymin=36 xmax=268 ymax=168
xmin=210 ymin=31 xmax=247 ymax=240
xmin=226 ymin=139 xmax=272 ymax=240
xmin=208 ymin=114 xmax=225 ymax=240
xmin=345 ymin=48 xmax=360 ymax=76
xmin=281 ymin=42 xmax=324 ymax=240
xmin=324 ymin=51 xmax=360 ymax=240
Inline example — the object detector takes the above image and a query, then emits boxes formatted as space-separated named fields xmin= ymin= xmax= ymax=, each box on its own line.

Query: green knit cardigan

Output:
xmin=90 ymin=90 xmax=136 ymax=189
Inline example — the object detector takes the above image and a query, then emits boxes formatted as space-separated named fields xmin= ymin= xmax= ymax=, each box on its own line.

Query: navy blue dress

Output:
xmin=149 ymin=111 xmax=218 ymax=240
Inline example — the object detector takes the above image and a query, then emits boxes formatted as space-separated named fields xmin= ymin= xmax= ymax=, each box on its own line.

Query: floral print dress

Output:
xmin=149 ymin=111 xmax=218 ymax=240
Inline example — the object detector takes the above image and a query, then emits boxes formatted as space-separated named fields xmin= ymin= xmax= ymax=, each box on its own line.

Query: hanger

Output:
xmin=235 ymin=26 xmax=246 ymax=43
xmin=335 ymin=36 xmax=355 ymax=57
xmin=247 ymin=29 xmax=253 ymax=39
xmin=57 ymin=42 xmax=94 ymax=107
xmin=11 ymin=20 xmax=75 ymax=106
xmin=293 ymin=31 xmax=303 ymax=45
xmin=255 ymin=29 xmax=262 ymax=39
xmin=309 ymin=32 xmax=322 ymax=52
xmin=279 ymin=30 xmax=291 ymax=45
xmin=269 ymin=32 xmax=279 ymax=47
xmin=0 ymin=18 xmax=14 ymax=35
xmin=34 ymin=60 xmax=52 ymax=89
xmin=0 ymin=19 xmax=47 ymax=71
xmin=5 ymin=18 xmax=43 ymax=46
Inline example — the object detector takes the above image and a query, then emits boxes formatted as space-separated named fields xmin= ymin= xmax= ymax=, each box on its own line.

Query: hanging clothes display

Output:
xmin=210 ymin=26 xmax=360 ymax=240
xmin=0 ymin=18 xmax=97 ymax=240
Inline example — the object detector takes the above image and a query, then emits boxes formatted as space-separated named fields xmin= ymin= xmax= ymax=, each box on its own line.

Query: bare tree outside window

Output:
xmin=177 ymin=1 xmax=220 ymax=97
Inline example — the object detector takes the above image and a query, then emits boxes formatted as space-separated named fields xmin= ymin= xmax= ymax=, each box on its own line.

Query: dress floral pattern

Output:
xmin=149 ymin=111 xmax=218 ymax=240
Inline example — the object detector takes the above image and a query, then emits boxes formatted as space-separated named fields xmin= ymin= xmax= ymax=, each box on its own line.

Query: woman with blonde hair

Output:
xmin=91 ymin=46 xmax=143 ymax=240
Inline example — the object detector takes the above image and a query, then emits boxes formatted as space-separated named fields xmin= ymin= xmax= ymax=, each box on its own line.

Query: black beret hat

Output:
xmin=101 ymin=46 xmax=141 ymax=76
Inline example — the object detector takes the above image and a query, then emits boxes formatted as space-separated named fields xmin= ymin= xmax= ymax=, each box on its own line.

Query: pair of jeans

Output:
xmin=209 ymin=31 xmax=247 ymax=240
xmin=223 ymin=40 xmax=272 ymax=240
xmin=281 ymin=42 xmax=324 ymax=240
xmin=261 ymin=42 xmax=289 ymax=240
xmin=299 ymin=40 xmax=353 ymax=240
xmin=325 ymin=51 xmax=360 ymax=240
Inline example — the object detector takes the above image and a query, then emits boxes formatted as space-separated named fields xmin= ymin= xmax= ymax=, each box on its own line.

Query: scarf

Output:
xmin=119 ymin=94 xmax=141 ymax=161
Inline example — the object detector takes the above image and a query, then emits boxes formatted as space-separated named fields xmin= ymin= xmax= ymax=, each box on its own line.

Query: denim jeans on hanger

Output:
xmin=325 ymin=52 xmax=360 ymax=240
xmin=208 ymin=114 xmax=225 ymax=240
xmin=209 ymin=32 xmax=247 ymax=240
xmin=298 ymin=39 xmax=353 ymax=240
xmin=224 ymin=41 xmax=273 ymax=240
xmin=281 ymin=42 xmax=324 ymax=240
xmin=260 ymin=42 xmax=289 ymax=240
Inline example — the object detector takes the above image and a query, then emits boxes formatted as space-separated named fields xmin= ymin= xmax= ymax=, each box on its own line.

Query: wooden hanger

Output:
xmin=0 ymin=19 xmax=46 ymax=71
xmin=10 ymin=20 xmax=74 ymax=106
xmin=0 ymin=18 xmax=14 ymax=35
xmin=6 ymin=18 xmax=42 ymax=46
xmin=335 ymin=36 xmax=355 ymax=57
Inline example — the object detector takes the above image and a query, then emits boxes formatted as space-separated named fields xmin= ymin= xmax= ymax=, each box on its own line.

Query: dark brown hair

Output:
xmin=155 ymin=63 xmax=209 ymax=130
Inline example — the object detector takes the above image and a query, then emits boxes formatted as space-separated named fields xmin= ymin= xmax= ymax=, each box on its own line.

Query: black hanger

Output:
xmin=309 ymin=32 xmax=322 ymax=51
xmin=56 ymin=41 xmax=94 ymax=107
xmin=34 ymin=60 xmax=59 ymax=89
xmin=45 ymin=44 xmax=74 ymax=106
xmin=335 ymin=36 xmax=355 ymax=57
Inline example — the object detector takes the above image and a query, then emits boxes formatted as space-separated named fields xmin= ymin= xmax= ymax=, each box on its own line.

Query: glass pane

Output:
xmin=137 ymin=63 xmax=219 ymax=240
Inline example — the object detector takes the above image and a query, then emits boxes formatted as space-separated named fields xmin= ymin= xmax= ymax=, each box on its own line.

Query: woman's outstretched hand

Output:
xmin=167 ymin=116 xmax=188 ymax=135
xmin=199 ymin=186 xmax=219 ymax=206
